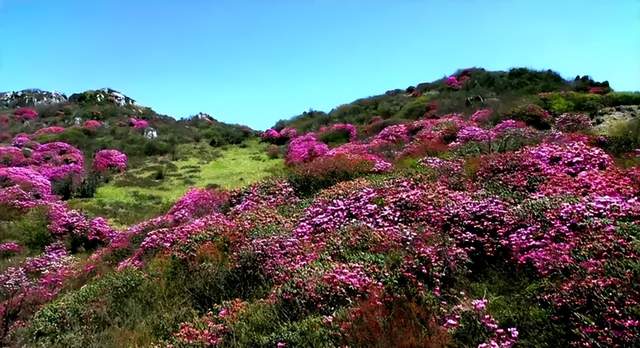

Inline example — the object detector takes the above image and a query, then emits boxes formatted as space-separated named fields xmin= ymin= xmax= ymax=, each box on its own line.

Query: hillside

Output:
xmin=1 ymin=68 xmax=640 ymax=347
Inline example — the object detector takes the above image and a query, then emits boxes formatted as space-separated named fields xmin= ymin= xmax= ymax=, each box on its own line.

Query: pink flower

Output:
xmin=286 ymin=134 xmax=329 ymax=164
xmin=14 ymin=107 xmax=38 ymax=121
xmin=129 ymin=118 xmax=149 ymax=129
xmin=33 ymin=126 xmax=66 ymax=137
xmin=93 ymin=149 xmax=127 ymax=173
xmin=83 ymin=120 xmax=103 ymax=130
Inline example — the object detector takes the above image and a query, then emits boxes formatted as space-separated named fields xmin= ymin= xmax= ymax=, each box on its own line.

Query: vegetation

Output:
xmin=0 ymin=68 xmax=639 ymax=347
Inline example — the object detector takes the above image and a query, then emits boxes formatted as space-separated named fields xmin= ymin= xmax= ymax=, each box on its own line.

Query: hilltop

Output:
xmin=1 ymin=68 xmax=639 ymax=347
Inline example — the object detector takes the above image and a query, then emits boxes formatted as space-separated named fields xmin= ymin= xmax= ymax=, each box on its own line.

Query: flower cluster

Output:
xmin=93 ymin=149 xmax=127 ymax=173
xmin=0 ymin=146 xmax=28 ymax=167
xmin=444 ymin=298 xmax=518 ymax=348
xmin=262 ymin=127 xmax=298 ymax=144
xmin=0 ymin=242 xmax=21 ymax=255
xmin=14 ymin=107 xmax=38 ymax=121
xmin=173 ymin=299 xmax=246 ymax=346
xmin=82 ymin=119 xmax=103 ymax=130
xmin=553 ymin=112 xmax=592 ymax=133
xmin=470 ymin=108 xmax=493 ymax=124
xmin=11 ymin=134 xmax=35 ymax=148
xmin=285 ymin=134 xmax=329 ymax=164
xmin=33 ymin=126 xmax=66 ymax=137
xmin=0 ymin=167 xmax=52 ymax=208
xmin=129 ymin=118 xmax=149 ymax=129
xmin=31 ymin=142 xmax=85 ymax=181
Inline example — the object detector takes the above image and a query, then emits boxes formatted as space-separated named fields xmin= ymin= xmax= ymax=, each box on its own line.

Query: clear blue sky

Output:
xmin=1 ymin=0 xmax=639 ymax=130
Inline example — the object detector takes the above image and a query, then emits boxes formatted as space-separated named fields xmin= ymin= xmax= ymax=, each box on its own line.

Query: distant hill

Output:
xmin=273 ymin=67 xmax=636 ymax=133
xmin=0 ymin=88 xmax=255 ymax=164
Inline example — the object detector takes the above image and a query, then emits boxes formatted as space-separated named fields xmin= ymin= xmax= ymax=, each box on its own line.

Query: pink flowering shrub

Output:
xmin=445 ymin=76 xmax=464 ymax=90
xmin=31 ymin=142 xmax=84 ymax=182
xmin=82 ymin=119 xmax=102 ymax=130
xmin=0 ymin=242 xmax=21 ymax=256
xmin=0 ymin=167 xmax=52 ymax=208
xmin=0 ymin=243 xmax=78 ymax=339
xmin=553 ymin=112 xmax=592 ymax=133
xmin=279 ymin=127 xmax=298 ymax=139
xmin=47 ymin=203 xmax=115 ymax=242
xmin=261 ymin=128 xmax=280 ymax=141
xmin=14 ymin=107 xmax=38 ymax=121
xmin=285 ymin=134 xmax=329 ymax=164
xmin=33 ymin=126 xmax=66 ymax=137
xmin=470 ymin=108 xmax=493 ymax=124
xmin=0 ymin=147 xmax=28 ymax=167
xmin=11 ymin=134 xmax=36 ymax=149
xmin=93 ymin=149 xmax=127 ymax=173
xmin=262 ymin=127 xmax=298 ymax=144
xmin=129 ymin=118 xmax=149 ymax=129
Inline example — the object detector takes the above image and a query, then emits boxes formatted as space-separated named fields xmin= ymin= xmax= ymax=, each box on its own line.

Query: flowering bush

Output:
xmin=0 ymin=147 xmax=28 ymax=167
xmin=285 ymin=134 xmax=329 ymax=164
xmin=0 ymin=167 xmax=52 ymax=207
xmin=261 ymin=128 xmax=280 ymax=141
xmin=82 ymin=120 xmax=103 ymax=130
xmin=33 ymin=126 xmax=66 ymax=137
xmin=14 ymin=107 xmax=38 ymax=121
xmin=11 ymin=134 xmax=36 ymax=149
xmin=262 ymin=127 xmax=298 ymax=144
xmin=93 ymin=149 xmax=127 ymax=173
xmin=0 ymin=242 xmax=21 ymax=256
xmin=553 ymin=112 xmax=592 ymax=133
xmin=470 ymin=108 xmax=493 ymax=124
xmin=129 ymin=118 xmax=149 ymax=129
xmin=31 ymin=142 xmax=84 ymax=182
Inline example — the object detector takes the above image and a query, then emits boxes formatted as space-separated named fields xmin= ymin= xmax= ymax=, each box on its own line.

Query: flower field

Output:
xmin=1 ymin=69 xmax=639 ymax=347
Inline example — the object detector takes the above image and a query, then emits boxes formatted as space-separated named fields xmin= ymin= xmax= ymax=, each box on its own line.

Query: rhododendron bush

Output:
xmin=13 ymin=107 xmax=38 ymax=121
xmin=82 ymin=119 xmax=102 ymax=130
xmin=33 ymin=126 xmax=66 ymax=137
xmin=129 ymin=117 xmax=149 ymax=129
xmin=93 ymin=149 xmax=127 ymax=173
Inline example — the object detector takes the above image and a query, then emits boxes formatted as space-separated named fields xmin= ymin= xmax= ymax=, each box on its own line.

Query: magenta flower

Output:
xmin=83 ymin=119 xmax=103 ymax=130
xmin=33 ymin=126 xmax=66 ymax=137
xmin=14 ymin=107 xmax=38 ymax=121
xmin=93 ymin=149 xmax=127 ymax=173
xmin=286 ymin=134 xmax=329 ymax=164
xmin=129 ymin=118 xmax=149 ymax=129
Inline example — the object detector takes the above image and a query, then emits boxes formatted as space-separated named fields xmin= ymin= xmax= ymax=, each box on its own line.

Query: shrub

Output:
xmin=0 ymin=207 xmax=52 ymax=251
xmin=266 ymin=145 xmax=281 ymax=159
xmin=317 ymin=123 xmax=357 ymax=147
xmin=286 ymin=155 xmax=374 ymax=195
xmin=603 ymin=117 xmax=640 ymax=154
xmin=553 ymin=113 xmax=592 ymax=133
xmin=502 ymin=104 xmax=551 ymax=129
xmin=93 ymin=149 xmax=128 ymax=173
xmin=285 ymin=134 xmax=329 ymax=165
xmin=339 ymin=296 xmax=450 ymax=348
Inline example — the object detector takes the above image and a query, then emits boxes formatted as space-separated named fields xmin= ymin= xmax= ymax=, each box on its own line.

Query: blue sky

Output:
xmin=1 ymin=0 xmax=639 ymax=130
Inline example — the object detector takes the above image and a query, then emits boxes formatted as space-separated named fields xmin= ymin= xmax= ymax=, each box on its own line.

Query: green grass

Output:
xmin=70 ymin=139 xmax=283 ymax=226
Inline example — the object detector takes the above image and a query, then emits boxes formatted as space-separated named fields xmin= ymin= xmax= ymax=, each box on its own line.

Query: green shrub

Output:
xmin=603 ymin=118 xmax=640 ymax=154
xmin=0 ymin=207 xmax=52 ymax=252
